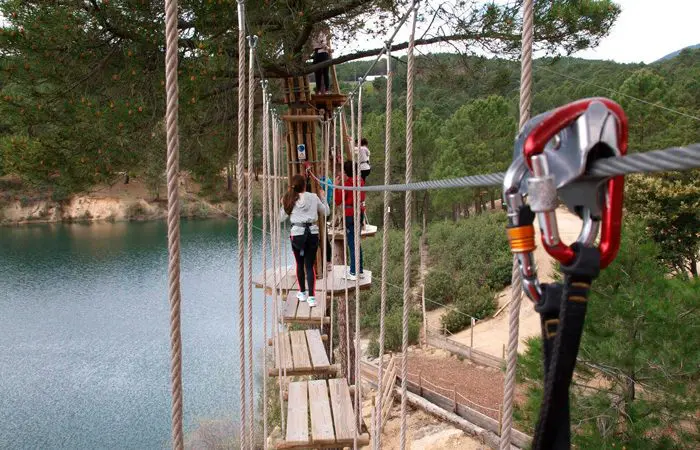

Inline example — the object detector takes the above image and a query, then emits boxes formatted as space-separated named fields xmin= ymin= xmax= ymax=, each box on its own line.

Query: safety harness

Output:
xmin=504 ymin=98 xmax=629 ymax=449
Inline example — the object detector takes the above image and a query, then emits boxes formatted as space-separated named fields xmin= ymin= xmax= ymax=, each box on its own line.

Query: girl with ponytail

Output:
xmin=280 ymin=174 xmax=330 ymax=307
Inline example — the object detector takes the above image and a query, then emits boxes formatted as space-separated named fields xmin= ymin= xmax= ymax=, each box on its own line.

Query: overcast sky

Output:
xmin=336 ymin=0 xmax=700 ymax=64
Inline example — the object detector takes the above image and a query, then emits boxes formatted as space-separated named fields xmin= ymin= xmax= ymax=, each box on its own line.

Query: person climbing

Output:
xmin=319 ymin=172 xmax=334 ymax=270
xmin=311 ymin=25 xmax=332 ymax=95
xmin=357 ymin=138 xmax=371 ymax=182
xmin=280 ymin=174 xmax=330 ymax=307
xmin=335 ymin=161 xmax=365 ymax=281
xmin=356 ymin=138 xmax=371 ymax=228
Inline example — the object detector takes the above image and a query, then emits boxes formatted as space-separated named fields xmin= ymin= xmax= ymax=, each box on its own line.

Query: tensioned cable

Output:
xmin=309 ymin=143 xmax=700 ymax=192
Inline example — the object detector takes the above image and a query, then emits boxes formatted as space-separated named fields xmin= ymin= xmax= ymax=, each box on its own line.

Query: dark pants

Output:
xmin=345 ymin=216 xmax=364 ymax=275
xmin=360 ymin=169 xmax=370 ymax=182
xmin=326 ymin=235 xmax=332 ymax=263
xmin=313 ymin=51 xmax=331 ymax=93
xmin=291 ymin=233 xmax=320 ymax=295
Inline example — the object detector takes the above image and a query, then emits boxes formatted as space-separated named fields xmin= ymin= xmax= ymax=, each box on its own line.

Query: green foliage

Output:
xmin=516 ymin=220 xmax=700 ymax=447
xmin=384 ymin=308 xmax=421 ymax=353
xmin=440 ymin=280 xmax=496 ymax=334
xmin=424 ymin=269 xmax=455 ymax=310
xmin=625 ymin=173 xmax=700 ymax=277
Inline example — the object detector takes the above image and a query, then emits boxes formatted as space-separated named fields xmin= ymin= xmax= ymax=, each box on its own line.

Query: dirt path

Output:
xmin=428 ymin=208 xmax=583 ymax=357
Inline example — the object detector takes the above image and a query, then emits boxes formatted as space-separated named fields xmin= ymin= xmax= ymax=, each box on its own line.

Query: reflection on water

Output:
xmin=0 ymin=219 xmax=275 ymax=449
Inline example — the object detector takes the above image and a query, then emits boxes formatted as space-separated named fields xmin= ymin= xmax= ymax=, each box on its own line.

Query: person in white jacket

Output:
xmin=280 ymin=174 xmax=330 ymax=307
xmin=357 ymin=137 xmax=371 ymax=181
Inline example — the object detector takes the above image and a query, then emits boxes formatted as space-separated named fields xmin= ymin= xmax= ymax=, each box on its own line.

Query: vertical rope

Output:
xmin=400 ymin=6 xmax=418 ymax=450
xmin=271 ymin=117 xmax=286 ymax=433
xmin=245 ymin=34 xmax=257 ymax=448
xmin=163 ymin=0 xmax=183 ymax=448
xmin=501 ymin=1 xmax=533 ymax=449
xmin=329 ymin=115 xmax=337 ymax=363
xmin=342 ymin=104 xmax=351 ymax=379
xmin=374 ymin=44 xmax=393 ymax=450
xmin=353 ymin=85 xmax=363 ymax=449
xmin=260 ymin=83 xmax=270 ymax=450
xmin=236 ymin=2 xmax=248 ymax=447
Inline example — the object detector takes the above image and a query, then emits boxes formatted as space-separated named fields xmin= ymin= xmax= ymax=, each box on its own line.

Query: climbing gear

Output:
xmin=503 ymin=98 xmax=628 ymax=450
xmin=503 ymin=97 xmax=628 ymax=302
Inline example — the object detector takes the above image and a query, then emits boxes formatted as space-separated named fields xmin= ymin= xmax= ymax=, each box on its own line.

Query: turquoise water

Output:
xmin=0 ymin=220 xmax=275 ymax=449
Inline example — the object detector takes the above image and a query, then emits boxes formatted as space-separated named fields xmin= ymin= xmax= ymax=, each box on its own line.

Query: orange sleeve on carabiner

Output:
xmin=507 ymin=225 xmax=536 ymax=253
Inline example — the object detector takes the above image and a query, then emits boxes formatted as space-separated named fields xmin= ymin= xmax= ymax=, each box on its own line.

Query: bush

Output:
xmin=384 ymin=308 xmax=421 ymax=352
xmin=366 ymin=338 xmax=380 ymax=359
xmin=440 ymin=279 xmax=497 ymax=333
xmin=424 ymin=269 xmax=456 ymax=310
xmin=125 ymin=201 xmax=147 ymax=218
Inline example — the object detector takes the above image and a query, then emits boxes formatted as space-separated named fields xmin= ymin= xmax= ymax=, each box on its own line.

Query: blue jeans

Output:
xmin=345 ymin=216 xmax=364 ymax=275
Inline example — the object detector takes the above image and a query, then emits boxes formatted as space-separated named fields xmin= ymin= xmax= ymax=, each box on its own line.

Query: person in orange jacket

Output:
xmin=335 ymin=161 xmax=365 ymax=281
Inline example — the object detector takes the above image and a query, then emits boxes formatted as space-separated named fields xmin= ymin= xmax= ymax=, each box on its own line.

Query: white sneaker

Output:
xmin=344 ymin=271 xmax=357 ymax=281
xmin=296 ymin=291 xmax=308 ymax=302
xmin=359 ymin=272 xmax=366 ymax=279
xmin=307 ymin=296 xmax=317 ymax=307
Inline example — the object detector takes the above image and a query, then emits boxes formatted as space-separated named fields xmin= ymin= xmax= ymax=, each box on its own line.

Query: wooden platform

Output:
xmin=281 ymin=291 xmax=329 ymax=325
xmin=254 ymin=265 xmax=372 ymax=294
xmin=327 ymin=224 xmax=378 ymax=241
xmin=270 ymin=329 xmax=338 ymax=377
xmin=278 ymin=378 xmax=370 ymax=449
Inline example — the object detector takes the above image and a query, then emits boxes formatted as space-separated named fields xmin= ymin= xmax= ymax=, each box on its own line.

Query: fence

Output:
xmin=424 ymin=325 xmax=506 ymax=369
xmin=360 ymin=360 xmax=531 ymax=448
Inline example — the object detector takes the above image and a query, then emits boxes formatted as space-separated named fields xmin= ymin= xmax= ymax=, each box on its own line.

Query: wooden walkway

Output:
xmin=281 ymin=291 xmax=329 ymax=325
xmin=270 ymin=329 xmax=339 ymax=377
xmin=327 ymin=224 xmax=378 ymax=240
xmin=254 ymin=265 xmax=373 ymax=294
xmin=278 ymin=378 xmax=370 ymax=449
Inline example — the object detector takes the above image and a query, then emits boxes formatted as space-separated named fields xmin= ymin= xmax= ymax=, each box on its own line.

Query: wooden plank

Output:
xmin=282 ymin=114 xmax=323 ymax=122
xmin=308 ymin=380 xmax=335 ymax=445
xmin=290 ymin=330 xmax=312 ymax=371
xmin=309 ymin=295 xmax=326 ymax=320
xmin=284 ymin=296 xmax=299 ymax=321
xmin=328 ymin=379 xmax=356 ymax=442
xmin=306 ymin=329 xmax=331 ymax=370
xmin=296 ymin=296 xmax=312 ymax=320
xmin=279 ymin=332 xmax=293 ymax=371
xmin=285 ymin=382 xmax=309 ymax=446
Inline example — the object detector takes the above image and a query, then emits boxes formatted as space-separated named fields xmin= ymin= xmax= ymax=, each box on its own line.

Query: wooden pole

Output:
xmin=422 ymin=285 xmax=427 ymax=347
xmin=452 ymin=385 xmax=458 ymax=413
xmin=418 ymin=369 xmax=423 ymax=396
xmin=470 ymin=317 xmax=475 ymax=359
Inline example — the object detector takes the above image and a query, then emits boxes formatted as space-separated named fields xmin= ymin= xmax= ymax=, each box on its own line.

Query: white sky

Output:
xmin=336 ymin=0 xmax=700 ymax=64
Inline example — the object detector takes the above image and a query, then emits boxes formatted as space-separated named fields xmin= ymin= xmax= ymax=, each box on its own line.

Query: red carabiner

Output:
xmin=523 ymin=98 xmax=628 ymax=269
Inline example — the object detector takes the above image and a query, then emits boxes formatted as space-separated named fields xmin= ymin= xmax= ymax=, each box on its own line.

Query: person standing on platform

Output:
xmin=280 ymin=174 xmax=330 ymax=307
xmin=311 ymin=25 xmax=332 ymax=95
xmin=335 ymin=161 xmax=365 ymax=281
xmin=357 ymin=138 xmax=371 ymax=182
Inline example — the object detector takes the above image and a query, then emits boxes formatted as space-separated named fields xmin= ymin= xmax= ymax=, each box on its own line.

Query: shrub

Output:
xmin=126 ymin=201 xmax=147 ymax=219
xmin=424 ymin=269 xmax=456 ymax=310
xmin=384 ymin=308 xmax=421 ymax=352
xmin=440 ymin=279 xmax=497 ymax=333
xmin=366 ymin=338 xmax=380 ymax=359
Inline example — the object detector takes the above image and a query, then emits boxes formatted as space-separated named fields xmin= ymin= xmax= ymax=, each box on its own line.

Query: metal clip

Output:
xmin=504 ymin=98 xmax=629 ymax=301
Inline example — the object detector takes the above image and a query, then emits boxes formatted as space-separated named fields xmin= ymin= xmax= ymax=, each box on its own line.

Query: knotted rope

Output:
xmin=163 ymin=0 xmax=184 ymax=447
xmin=501 ymin=1 xmax=533 ymax=448
xmin=400 ymin=5 xmax=419 ymax=449
xmin=235 ymin=2 xmax=248 ymax=446
xmin=374 ymin=43 xmax=393 ymax=450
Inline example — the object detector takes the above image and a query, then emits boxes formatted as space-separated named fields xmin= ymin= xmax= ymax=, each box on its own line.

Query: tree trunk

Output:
xmin=689 ymin=254 xmax=698 ymax=278
xmin=452 ymin=205 xmax=459 ymax=222
xmin=226 ymin=165 xmax=233 ymax=192
xmin=254 ymin=165 xmax=260 ymax=181
xmin=337 ymin=292 xmax=357 ymax=385
xmin=490 ymin=189 xmax=495 ymax=210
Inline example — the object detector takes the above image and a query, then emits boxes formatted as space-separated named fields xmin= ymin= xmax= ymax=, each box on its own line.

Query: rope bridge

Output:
xmin=159 ymin=1 xmax=700 ymax=449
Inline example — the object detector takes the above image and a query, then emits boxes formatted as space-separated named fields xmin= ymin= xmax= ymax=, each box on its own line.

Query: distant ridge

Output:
xmin=655 ymin=44 xmax=700 ymax=62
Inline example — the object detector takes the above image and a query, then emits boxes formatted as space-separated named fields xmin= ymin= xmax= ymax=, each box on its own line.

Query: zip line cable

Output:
xmin=308 ymin=143 xmax=700 ymax=193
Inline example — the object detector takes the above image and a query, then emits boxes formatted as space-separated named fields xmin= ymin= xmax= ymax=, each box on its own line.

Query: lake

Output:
xmin=0 ymin=219 xmax=278 ymax=449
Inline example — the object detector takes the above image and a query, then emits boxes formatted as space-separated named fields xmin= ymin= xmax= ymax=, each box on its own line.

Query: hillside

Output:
xmin=655 ymin=43 xmax=700 ymax=62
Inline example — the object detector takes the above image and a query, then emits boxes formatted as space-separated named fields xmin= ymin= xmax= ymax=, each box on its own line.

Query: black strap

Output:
xmin=533 ymin=243 xmax=600 ymax=450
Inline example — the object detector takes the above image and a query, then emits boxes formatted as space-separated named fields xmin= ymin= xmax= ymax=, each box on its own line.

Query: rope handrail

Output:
xmin=308 ymin=143 xmax=700 ymax=193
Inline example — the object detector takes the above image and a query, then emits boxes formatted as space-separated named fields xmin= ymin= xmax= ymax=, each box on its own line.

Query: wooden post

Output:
xmin=498 ymin=404 xmax=503 ymax=435
xmin=452 ymin=385 xmax=458 ymax=413
xmin=418 ymin=369 xmax=423 ymax=396
xmin=421 ymin=284 xmax=427 ymax=347
xmin=469 ymin=317 xmax=475 ymax=359
xmin=502 ymin=343 xmax=506 ymax=361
